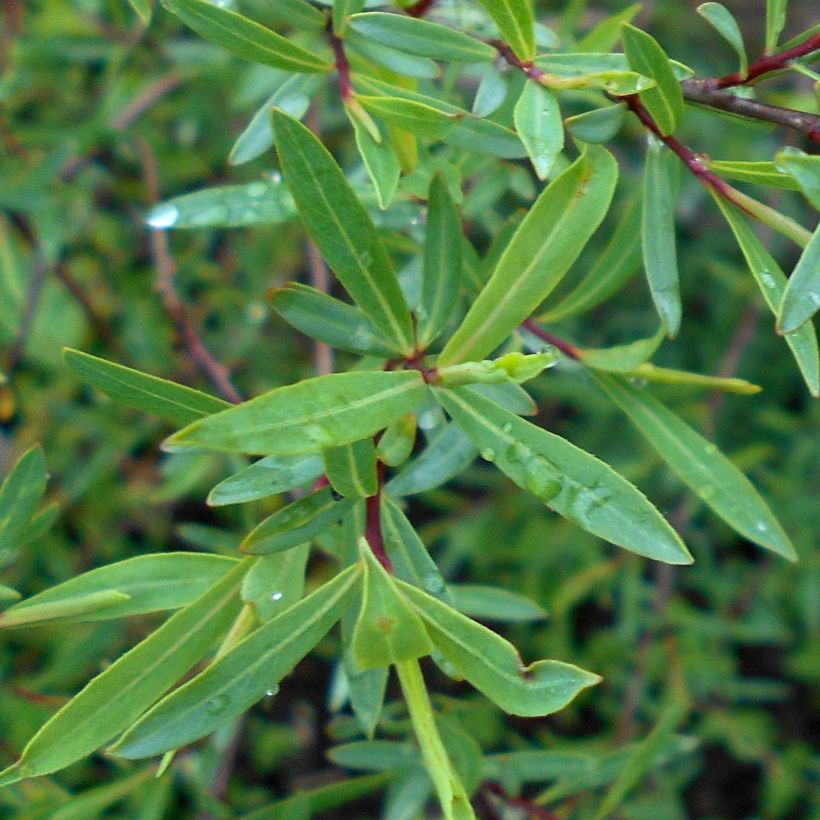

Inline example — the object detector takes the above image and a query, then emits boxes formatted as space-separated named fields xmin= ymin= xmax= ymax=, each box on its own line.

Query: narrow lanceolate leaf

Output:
xmin=64 ymin=349 xmax=229 ymax=425
xmin=273 ymin=111 xmax=414 ymax=354
xmin=0 ymin=558 xmax=250 ymax=785
xmin=706 ymin=160 xmax=799 ymax=190
xmin=418 ymin=174 xmax=462 ymax=348
xmin=775 ymin=147 xmax=820 ymax=208
xmin=349 ymin=13 xmax=496 ymax=62
xmin=713 ymin=196 xmax=819 ymax=397
xmin=448 ymin=584 xmax=547 ymax=623
xmin=269 ymin=0 xmax=327 ymax=31
xmin=778 ymin=222 xmax=820 ymax=334
xmin=348 ymin=113 xmax=401 ymax=211
xmin=160 ymin=0 xmax=331 ymax=73
xmin=270 ymin=283 xmax=398 ymax=357
xmin=351 ymin=542 xmax=433 ymax=670
xmin=166 ymin=371 xmax=427 ymax=455
xmin=111 ymin=564 xmax=361 ymax=759
xmin=576 ymin=327 xmax=665 ymax=372
xmin=399 ymin=580 xmax=600 ymax=716
xmin=622 ymin=24 xmax=684 ymax=135
xmin=624 ymin=363 xmax=760 ymax=394
xmin=513 ymin=82 xmax=563 ymax=181
xmin=241 ymin=546 xmax=310 ymax=622
xmin=643 ymin=137 xmax=681 ymax=337
xmin=2 ymin=554 xmax=239 ymax=623
xmin=240 ymin=487 xmax=356 ymax=554
xmin=324 ymin=438 xmax=379 ymax=498
xmin=357 ymin=96 xmax=459 ymax=141
xmin=333 ymin=0 xmax=364 ymax=36
xmin=565 ymin=103 xmax=627 ymax=144
xmin=439 ymin=146 xmax=618 ymax=366
xmin=538 ymin=197 xmax=642 ymax=322
xmin=591 ymin=373 xmax=796 ymax=560
xmin=765 ymin=0 xmax=789 ymax=53
xmin=0 ymin=444 xmax=47 ymax=550
xmin=208 ymin=453 xmax=324 ymax=507
xmin=697 ymin=3 xmax=748 ymax=76
xmin=476 ymin=0 xmax=536 ymax=61
xmin=127 ymin=0 xmax=152 ymax=25
xmin=434 ymin=387 xmax=692 ymax=564
xmin=0 ymin=590 xmax=130 ymax=628
xmin=377 ymin=414 xmax=416 ymax=467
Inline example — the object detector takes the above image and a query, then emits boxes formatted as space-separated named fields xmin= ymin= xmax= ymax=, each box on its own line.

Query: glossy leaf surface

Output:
xmin=324 ymin=438 xmax=379 ymax=498
xmin=513 ymin=82 xmax=563 ymax=180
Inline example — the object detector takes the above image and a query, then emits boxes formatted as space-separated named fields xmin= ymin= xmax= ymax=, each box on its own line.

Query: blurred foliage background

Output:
xmin=1 ymin=0 xmax=818 ymax=817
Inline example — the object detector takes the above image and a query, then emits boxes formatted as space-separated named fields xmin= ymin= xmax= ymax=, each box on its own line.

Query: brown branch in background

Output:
xmin=110 ymin=71 xmax=182 ymax=132
xmin=329 ymin=28 xmax=353 ymax=101
xmin=713 ymin=31 xmax=820 ymax=88
xmin=403 ymin=0 xmax=438 ymax=17
xmin=53 ymin=261 xmax=119 ymax=351
xmin=681 ymin=80 xmax=820 ymax=142
xmin=483 ymin=782 xmax=563 ymax=820
xmin=134 ymin=137 xmax=242 ymax=405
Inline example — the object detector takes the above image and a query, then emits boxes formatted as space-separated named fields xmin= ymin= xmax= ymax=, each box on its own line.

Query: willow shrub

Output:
xmin=1 ymin=0 xmax=818 ymax=817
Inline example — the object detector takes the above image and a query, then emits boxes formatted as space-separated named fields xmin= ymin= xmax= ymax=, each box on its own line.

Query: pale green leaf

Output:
xmin=128 ymin=0 xmax=152 ymax=25
xmin=765 ymin=0 xmax=789 ymax=52
xmin=625 ymin=363 xmax=761 ymax=394
xmin=348 ymin=35 xmax=441 ymax=79
xmin=778 ymin=221 xmax=820 ymax=333
xmin=376 ymin=414 xmax=416 ymax=467
xmin=434 ymin=387 xmax=692 ymax=564
xmin=706 ymin=160 xmax=800 ymax=190
xmin=333 ymin=0 xmax=364 ymax=36
xmin=439 ymin=145 xmax=618 ymax=366
xmin=513 ymin=82 xmax=563 ymax=180
xmin=534 ymin=52 xmax=693 ymax=81
xmin=166 ymin=370 xmax=428 ymax=455
xmin=575 ymin=4 xmax=641 ymax=52
xmin=472 ymin=67 xmax=509 ymax=118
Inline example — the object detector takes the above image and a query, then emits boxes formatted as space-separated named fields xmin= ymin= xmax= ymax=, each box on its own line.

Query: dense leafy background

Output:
xmin=1 ymin=0 xmax=818 ymax=817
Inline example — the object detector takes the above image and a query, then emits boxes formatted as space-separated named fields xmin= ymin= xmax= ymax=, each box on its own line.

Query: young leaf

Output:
xmin=127 ymin=0 xmax=152 ymax=25
xmin=165 ymin=370 xmax=428 ymax=455
xmin=622 ymin=24 xmax=684 ymax=135
xmin=0 ymin=558 xmax=251 ymax=785
xmin=433 ymin=387 xmax=692 ymax=564
xmin=697 ymin=3 xmax=748 ymax=76
xmin=476 ymin=0 xmax=536 ymax=61
xmin=349 ymin=13 xmax=496 ymax=62
xmin=272 ymin=111 xmax=415 ymax=354
xmin=624 ymin=363 xmax=761 ymax=394
xmin=765 ymin=0 xmax=789 ymax=53
xmin=348 ymin=112 xmax=401 ymax=210
xmin=538 ymin=197 xmax=641 ymax=322
xmin=351 ymin=541 xmax=433 ymax=670
xmin=3 ymin=554 xmax=239 ymax=623
xmin=642 ymin=137 xmax=681 ymax=337
xmin=324 ymin=438 xmax=379 ymax=498
xmin=207 ymin=453 xmax=324 ymax=506
xmin=398 ymin=580 xmax=600 ymax=717
xmin=513 ymin=82 xmax=563 ymax=180
xmin=706 ymin=160 xmax=800 ymax=190
xmin=64 ymin=349 xmax=230 ymax=425
xmin=575 ymin=328 xmax=665 ymax=372
xmin=0 ymin=590 xmax=131 ymax=628
xmin=357 ymin=96 xmax=459 ymax=141
xmin=418 ymin=174 xmax=462 ymax=348
xmin=377 ymin=414 xmax=416 ymax=467
xmin=160 ymin=0 xmax=332 ymax=73
xmin=241 ymin=546 xmax=310 ymax=622
xmin=439 ymin=145 xmax=618 ymax=366
xmin=712 ymin=196 xmax=819 ymax=397
xmin=576 ymin=4 xmax=642 ymax=52
xmin=270 ymin=283 xmax=398 ymax=357
xmin=111 ymin=564 xmax=361 ymax=759
xmin=240 ymin=487 xmax=356 ymax=554
xmin=591 ymin=372 xmax=797 ymax=560
xmin=778 ymin=221 xmax=820 ymax=334
xmin=448 ymin=584 xmax=548 ymax=623
xmin=775 ymin=147 xmax=820 ymax=208
xmin=333 ymin=0 xmax=364 ymax=36
xmin=0 ymin=444 xmax=47 ymax=551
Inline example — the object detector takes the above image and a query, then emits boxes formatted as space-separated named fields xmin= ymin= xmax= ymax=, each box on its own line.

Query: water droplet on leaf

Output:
xmin=421 ymin=572 xmax=446 ymax=594
xmin=480 ymin=447 xmax=496 ymax=462
xmin=271 ymin=591 xmax=283 ymax=601
xmin=205 ymin=694 xmax=230 ymax=715
xmin=146 ymin=203 xmax=180 ymax=229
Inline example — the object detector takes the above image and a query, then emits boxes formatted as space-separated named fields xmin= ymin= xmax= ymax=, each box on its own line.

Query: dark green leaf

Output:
xmin=778 ymin=221 xmax=820 ymax=334
xmin=0 ymin=444 xmax=47 ymax=551
xmin=449 ymin=584 xmax=548 ymax=623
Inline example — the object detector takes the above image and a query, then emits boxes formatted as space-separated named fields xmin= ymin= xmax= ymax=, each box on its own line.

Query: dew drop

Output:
xmin=700 ymin=484 xmax=716 ymax=500
xmin=501 ymin=422 xmax=513 ymax=434
xmin=480 ymin=447 xmax=496 ymax=462
xmin=421 ymin=572 xmax=446 ymax=595
xmin=268 ymin=171 xmax=282 ymax=184
xmin=265 ymin=684 xmax=280 ymax=697
xmin=271 ymin=591 xmax=284 ymax=602
xmin=146 ymin=203 xmax=180 ymax=229
xmin=205 ymin=693 xmax=230 ymax=715
xmin=704 ymin=443 xmax=718 ymax=455
xmin=760 ymin=271 xmax=776 ymax=289
xmin=755 ymin=521 xmax=769 ymax=533
xmin=505 ymin=442 xmax=526 ymax=464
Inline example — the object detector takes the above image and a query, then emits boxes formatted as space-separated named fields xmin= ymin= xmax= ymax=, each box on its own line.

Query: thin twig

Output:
xmin=110 ymin=71 xmax=183 ymax=132
xmin=365 ymin=459 xmax=392 ymax=571
xmin=713 ymin=31 xmax=820 ymax=88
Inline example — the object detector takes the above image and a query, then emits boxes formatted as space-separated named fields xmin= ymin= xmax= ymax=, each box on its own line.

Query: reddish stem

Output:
xmin=329 ymin=30 xmax=352 ymax=101
xmin=365 ymin=459 xmax=392 ymax=572
xmin=491 ymin=39 xmax=545 ymax=82
xmin=403 ymin=0 xmax=438 ymax=17
xmin=714 ymin=31 xmax=820 ymax=88
xmin=522 ymin=319 xmax=581 ymax=360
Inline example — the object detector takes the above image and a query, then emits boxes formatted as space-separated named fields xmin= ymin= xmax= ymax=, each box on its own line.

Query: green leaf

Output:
xmin=381 ymin=498 xmax=451 ymax=604
xmin=575 ymin=4 xmax=642 ymax=52
xmin=765 ymin=0 xmax=789 ymax=52
xmin=575 ymin=327 xmax=665 ymax=372
xmin=351 ymin=541 xmax=434 ymax=670
xmin=376 ymin=414 xmax=416 ymax=467
xmin=707 ymin=160 xmax=800 ymax=190
xmin=324 ymin=438 xmax=379 ymax=498
xmin=592 ymin=373 xmax=797 ymax=560
xmin=166 ymin=370 xmax=428 ymax=455
xmin=270 ymin=283 xmax=398 ymax=357
xmin=0 ymin=558 xmax=250 ymax=785
xmin=538 ymin=197 xmax=641 ymax=322
xmin=476 ymin=0 xmax=536 ymax=61
xmin=434 ymin=387 xmax=692 ymax=564
xmin=0 ymin=444 xmax=47 ymax=551
xmin=624 ymin=363 xmax=761 ymax=394
xmin=472 ymin=67 xmax=509 ymax=118
xmin=208 ymin=453 xmax=324 ymax=507
xmin=448 ymin=584 xmax=547 ymax=623
xmin=3 ymin=554 xmax=239 ymax=623
xmin=712 ymin=196 xmax=819 ymax=396
xmin=697 ymin=3 xmax=748 ymax=76
xmin=111 ymin=564 xmax=361 ymax=759
xmin=775 ymin=147 xmax=820 ymax=209
xmin=642 ymin=137 xmax=681 ymax=337
xmin=160 ymin=0 xmax=331 ymax=72
xmin=333 ymin=0 xmax=364 ymax=35
xmin=348 ymin=111 xmax=401 ymax=210
xmin=349 ymin=13 xmax=496 ymax=62
xmin=268 ymin=0 xmax=327 ymax=31
xmin=565 ymin=103 xmax=627 ymax=143
xmin=386 ymin=422 xmax=478 ymax=497
xmin=241 ymin=546 xmax=310 ymax=622
xmin=348 ymin=34 xmax=441 ymax=79
xmin=357 ymin=95 xmax=459 ymax=140
xmin=0 ymin=590 xmax=131 ymax=628
xmin=513 ymin=82 xmax=563 ymax=180
xmin=439 ymin=145 xmax=618 ymax=366
xmin=398 ymin=580 xmax=600 ymax=716
xmin=147 ymin=180 xmax=291 ymax=229
xmin=778 ymin=221 xmax=820 ymax=333
xmin=64 ymin=349 xmax=230 ymax=425
xmin=622 ymin=24 xmax=684 ymax=135
xmin=240 ymin=487 xmax=356 ymax=554
xmin=418 ymin=174 xmax=462 ymax=348
xmin=0 ymin=585 xmax=21 ymax=605
xmin=127 ymin=0 xmax=152 ymax=25
xmin=436 ymin=351 xmax=557 ymax=387
xmin=534 ymin=52 xmax=693 ymax=82
xmin=273 ymin=111 xmax=415 ymax=354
